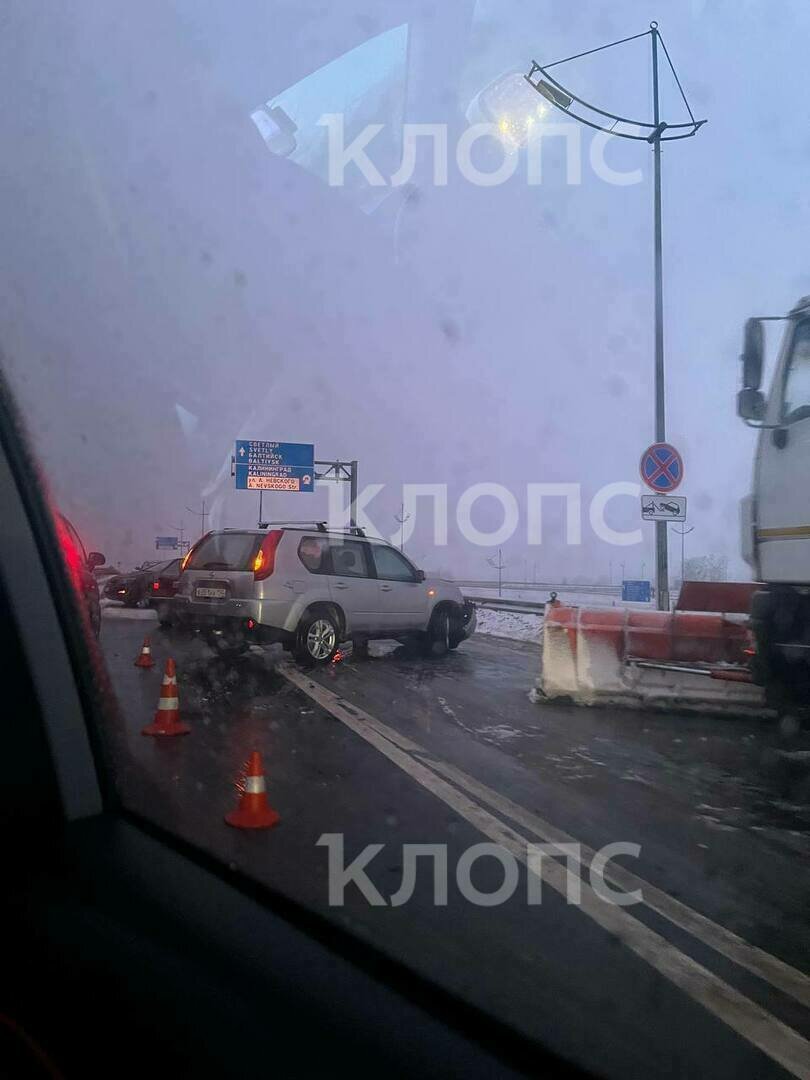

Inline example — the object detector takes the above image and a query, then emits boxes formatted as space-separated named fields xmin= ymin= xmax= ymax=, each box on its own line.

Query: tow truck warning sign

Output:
xmin=234 ymin=440 xmax=315 ymax=492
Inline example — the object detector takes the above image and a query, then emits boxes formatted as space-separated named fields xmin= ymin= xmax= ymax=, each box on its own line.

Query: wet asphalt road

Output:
xmin=99 ymin=608 xmax=810 ymax=1079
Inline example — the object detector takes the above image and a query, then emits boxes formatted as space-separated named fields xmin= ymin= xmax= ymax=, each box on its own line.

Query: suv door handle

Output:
xmin=333 ymin=582 xmax=349 ymax=590
xmin=379 ymin=584 xmax=393 ymax=591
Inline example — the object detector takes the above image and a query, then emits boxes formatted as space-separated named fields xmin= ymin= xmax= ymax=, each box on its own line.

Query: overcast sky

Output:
xmin=1 ymin=0 xmax=808 ymax=580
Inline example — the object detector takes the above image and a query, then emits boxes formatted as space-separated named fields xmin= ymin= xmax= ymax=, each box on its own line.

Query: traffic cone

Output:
xmin=225 ymin=751 xmax=280 ymax=829
xmin=134 ymin=636 xmax=154 ymax=669
xmin=142 ymin=658 xmax=190 ymax=736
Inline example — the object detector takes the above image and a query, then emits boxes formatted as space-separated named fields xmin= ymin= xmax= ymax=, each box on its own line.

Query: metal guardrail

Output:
xmin=465 ymin=595 xmax=546 ymax=615
xmin=455 ymin=580 xmax=620 ymax=595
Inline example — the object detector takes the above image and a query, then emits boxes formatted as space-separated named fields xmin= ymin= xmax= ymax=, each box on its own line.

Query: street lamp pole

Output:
xmin=394 ymin=502 xmax=411 ymax=551
xmin=525 ymin=24 xmax=705 ymax=614
xmin=650 ymin=23 xmax=670 ymax=612
xmin=185 ymin=499 xmax=208 ymax=542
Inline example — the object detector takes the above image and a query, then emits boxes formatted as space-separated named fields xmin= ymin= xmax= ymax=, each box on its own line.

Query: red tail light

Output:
xmin=152 ymin=581 xmax=160 ymax=591
xmin=253 ymin=530 xmax=283 ymax=581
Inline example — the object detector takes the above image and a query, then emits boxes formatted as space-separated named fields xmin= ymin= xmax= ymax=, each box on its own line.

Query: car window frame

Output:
xmin=297 ymin=534 xmax=332 ymax=575
xmin=326 ymin=538 xmax=373 ymax=579
xmin=370 ymin=543 xmax=419 ymax=583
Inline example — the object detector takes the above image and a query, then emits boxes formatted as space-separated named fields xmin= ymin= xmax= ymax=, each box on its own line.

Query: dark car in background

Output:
xmin=104 ymin=558 xmax=180 ymax=609
xmin=147 ymin=558 xmax=183 ymax=626
xmin=56 ymin=513 xmax=105 ymax=635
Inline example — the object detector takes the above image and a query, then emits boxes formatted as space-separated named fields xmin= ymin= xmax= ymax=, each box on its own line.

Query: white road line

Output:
xmin=419 ymin=754 xmax=810 ymax=1011
xmin=340 ymin=696 xmax=810 ymax=1010
xmin=282 ymin=666 xmax=810 ymax=1080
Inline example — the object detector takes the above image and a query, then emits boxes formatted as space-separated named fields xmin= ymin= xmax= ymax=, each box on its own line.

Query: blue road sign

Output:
xmin=234 ymin=440 xmax=315 ymax=492
xmin=622 ymin=579 xmax=652 ymax=603
xmin=640 ymin=442 xmax=683 ymax=493
xmin=155 ymin=536 xmax=179 ymax=550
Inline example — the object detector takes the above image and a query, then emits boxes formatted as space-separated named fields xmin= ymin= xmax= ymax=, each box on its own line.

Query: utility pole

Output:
xmin=487 ymin=548 xmax=506 ymax=598
xmin=394 ymin=502 xmax=410 ymax=551
xmin=185 ymin=499 xmax=208 ymax=541
xmin=671 ymin=522 xmax=694 ymax=591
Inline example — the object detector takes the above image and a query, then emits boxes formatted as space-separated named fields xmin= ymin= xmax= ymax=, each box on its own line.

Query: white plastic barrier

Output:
xmin=538 ymin=604 xmax=770 ymax=716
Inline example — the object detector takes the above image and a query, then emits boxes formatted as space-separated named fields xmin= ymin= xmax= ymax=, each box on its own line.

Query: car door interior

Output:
xmin=0 ymin=374 xmax=582 ymax=1078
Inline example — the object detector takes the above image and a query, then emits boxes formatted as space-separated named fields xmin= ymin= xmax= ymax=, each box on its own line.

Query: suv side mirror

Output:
xmin=737 ymin=388 xmax=765 ymax=421
xmin=87 ymin=551 xmax=105 ymax=570
xmin=415 ymin=569 xmax=426 ymax=582
xmin=741 ymin=317 xmax=764 ymax=391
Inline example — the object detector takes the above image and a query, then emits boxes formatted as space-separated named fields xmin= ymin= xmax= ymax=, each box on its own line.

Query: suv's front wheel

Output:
xmin=295 ymin=610 xmax=340 ymax=665
xmin=423 ymin=607 xmax=452 ymax=658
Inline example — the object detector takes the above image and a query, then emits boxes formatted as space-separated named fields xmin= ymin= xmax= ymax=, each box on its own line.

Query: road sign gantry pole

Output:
xmin=314 ymin=459 xmax=359 ymax=528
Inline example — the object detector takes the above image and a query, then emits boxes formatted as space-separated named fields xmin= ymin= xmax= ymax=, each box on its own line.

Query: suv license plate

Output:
xmin=195 ymin=587 xmax=226 ymax=599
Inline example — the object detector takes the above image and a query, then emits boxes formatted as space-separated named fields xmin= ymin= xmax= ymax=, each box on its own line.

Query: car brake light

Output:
xmin=153 ymin=581 xmax=160 ymax=591
xmin=253 ymin=530 xmax=283 ymax=581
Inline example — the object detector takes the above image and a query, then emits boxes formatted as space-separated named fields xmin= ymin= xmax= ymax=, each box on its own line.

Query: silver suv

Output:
xmin=173 ymin=522 xmax=476 ymax=663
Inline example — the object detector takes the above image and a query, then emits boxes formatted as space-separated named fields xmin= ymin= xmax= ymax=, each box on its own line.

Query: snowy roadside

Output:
xmin=101 ymin=599 xmax=157 ymax=621
xmin=473 ymin=607 xmax=543 ymax=644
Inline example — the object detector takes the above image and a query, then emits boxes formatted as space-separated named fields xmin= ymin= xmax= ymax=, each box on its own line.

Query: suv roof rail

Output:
xmin=256 ymin=520 xmax=367 ymax=538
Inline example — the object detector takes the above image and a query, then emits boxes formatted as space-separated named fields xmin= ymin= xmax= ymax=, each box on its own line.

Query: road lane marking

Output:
xmin=420 ymin=757 xmax=810 ymax=1011
xmin=283 ymin=666 xmax=810 ymax=1079
xmin=340 ymin=696 xmax=810 ymax=1010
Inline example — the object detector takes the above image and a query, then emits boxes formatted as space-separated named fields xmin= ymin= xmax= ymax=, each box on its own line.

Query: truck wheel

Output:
xmin=295 ymin=611 xmax=339 ymax=665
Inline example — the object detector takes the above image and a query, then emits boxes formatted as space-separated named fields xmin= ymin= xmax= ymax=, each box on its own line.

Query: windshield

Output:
xmin=2 ymin=4 xmax=810 ymax=1078
xmin=782 ymin=320 xmax=810 ymax=423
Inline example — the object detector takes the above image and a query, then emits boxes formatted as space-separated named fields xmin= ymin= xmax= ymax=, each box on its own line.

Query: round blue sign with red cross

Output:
xmin=640 ymin=442 xmax=684 ymax=493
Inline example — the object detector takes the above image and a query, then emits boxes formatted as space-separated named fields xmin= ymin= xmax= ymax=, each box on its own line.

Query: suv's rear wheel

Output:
xmin=296 ymin=610 xmax=339 ymax=665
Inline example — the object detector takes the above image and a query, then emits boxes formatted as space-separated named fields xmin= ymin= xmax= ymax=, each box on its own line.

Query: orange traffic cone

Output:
xmin=225 ymin=751 xmax=280 ymax=829
xmin=142 ymin=658 xmax=190 ymax=736
xmin=134 ymin=636 xmax=155 ymax=668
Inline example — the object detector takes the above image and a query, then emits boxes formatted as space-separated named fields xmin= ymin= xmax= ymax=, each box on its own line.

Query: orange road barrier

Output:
xmin=134 ymin=636 xmax=155 ymax=669
xmin=142 ymin=658 xmax=190 ymax=736
xmin=225 ymin=751 xmax=280 ymax=830
xmin=539 ymin=604 xmax=769 ymax=716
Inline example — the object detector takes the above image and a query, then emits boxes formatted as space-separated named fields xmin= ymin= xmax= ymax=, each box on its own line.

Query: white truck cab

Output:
xmin=738 ymin=295 xmax=810 ymax=705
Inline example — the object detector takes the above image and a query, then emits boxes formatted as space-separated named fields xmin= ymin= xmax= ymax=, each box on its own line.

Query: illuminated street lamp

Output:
xmin=525 ymin=23 xmax=706 ymax=611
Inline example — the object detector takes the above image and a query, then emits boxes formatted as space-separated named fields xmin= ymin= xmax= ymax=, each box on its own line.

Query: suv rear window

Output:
xmin=298 ymin=535 xmax=329 ymax=573
xmin=185 ymin=532 xmax=260 ymax=571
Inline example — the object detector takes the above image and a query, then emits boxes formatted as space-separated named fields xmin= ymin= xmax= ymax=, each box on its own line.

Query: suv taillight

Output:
xmin=253 ymin=530 xmax=283 ymax=581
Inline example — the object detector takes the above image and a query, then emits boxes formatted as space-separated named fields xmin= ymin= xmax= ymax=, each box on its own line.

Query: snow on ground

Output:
xmin=462 ymin=586 xmax=653 ymax=609
xmin=474 ymin=607 xmax=543 ymax=644
xmin=101 ymin=602 xmax=157 ymax=621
